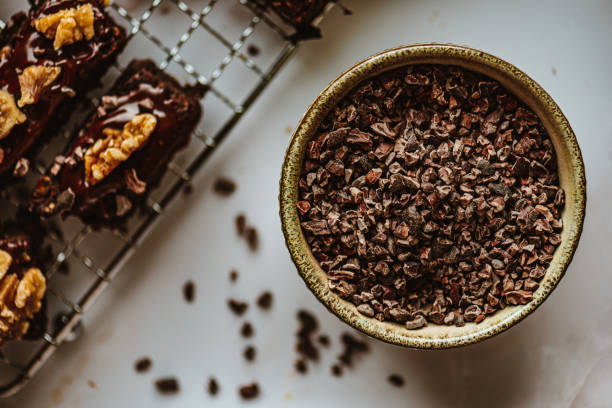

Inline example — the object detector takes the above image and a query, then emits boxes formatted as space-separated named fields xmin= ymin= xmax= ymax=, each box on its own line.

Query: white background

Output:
xmin=2 ymin=0 xmax=612 ymax=407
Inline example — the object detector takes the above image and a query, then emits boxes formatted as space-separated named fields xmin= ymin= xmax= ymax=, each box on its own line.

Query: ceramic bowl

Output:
xmin=279 ymin=44 xmax=586 ymax=349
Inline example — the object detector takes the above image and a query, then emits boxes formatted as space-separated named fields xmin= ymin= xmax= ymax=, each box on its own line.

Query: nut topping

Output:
xmin=0 ymin=267 xmax=46 ymax=341
xmin=0 ymin=46 xmax=11 ymax=60
xmin=0 ymin=250 xmax=12 ymax=280
xmin=0 ymin=90 xmax=27 ymax=140
xmin=15 ymin=268 xmax=46 ymax=311
xmin=18 ymin=65 xmax=62 ymax=107
xmin=84 ymin=113 xmax=157 ymax=185
xmin=33 ymin=4 xmax=95 ymax=50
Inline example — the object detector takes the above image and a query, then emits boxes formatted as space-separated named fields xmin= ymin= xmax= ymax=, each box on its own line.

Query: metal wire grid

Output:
xmin=0 ymin=0 xmax=334 ymax=397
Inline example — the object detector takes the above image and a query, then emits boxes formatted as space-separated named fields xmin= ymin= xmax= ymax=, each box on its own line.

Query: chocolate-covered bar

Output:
xmin=32 ymin=59 xmax=204 ymax=227
xmin=250 ymin=0 xmax=331 ymax=40
xmin=0 ymin=0 xmax=127 ymax=178
xmin=0 ymin=212 xmax=49 ymax=343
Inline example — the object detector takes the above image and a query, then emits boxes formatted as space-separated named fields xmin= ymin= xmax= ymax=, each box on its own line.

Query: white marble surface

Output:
xmin=3 ymin=0 xmax=612 ymax=407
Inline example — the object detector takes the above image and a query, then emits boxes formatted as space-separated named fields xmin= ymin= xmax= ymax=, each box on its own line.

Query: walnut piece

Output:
xmin=0 ymin=90 xmax=27 ymax=140
xmin=0 ymin=46 xmax=11 ymax=60
xmin=33 ymin=4 xmax=95 ymax=50
xmin=18 ymin=65 xmax=61 ymax=107
xmin=0 ymin=250 xmax=12 ymax=280
xmin=0 ymin=268 xmax=46 ymax=342
xmin=84 ymin=113 xmax=157 ymax=185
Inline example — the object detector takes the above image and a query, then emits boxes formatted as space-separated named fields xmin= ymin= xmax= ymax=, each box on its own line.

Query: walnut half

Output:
xmin=18 ymin=65 xmax=61 ymax=107
xmin=33 ymin=4 xmax=95 ymax=50
xmin=0 ymin=90 xmax=27 ymax=140
xmin=0 ymin=259 xmax=46 ymax=342
xmin=84 ymin=113 xmax=157 ymax=185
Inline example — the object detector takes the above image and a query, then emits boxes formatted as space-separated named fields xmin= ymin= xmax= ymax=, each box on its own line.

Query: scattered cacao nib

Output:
xmin=213 ymin=177 xmax=237 ymax=196
xmin=256 ymin=291 xmax=273 ymax=310
xmin=296 ymin=310 xmax=320 ymax=363
xmin=244 ymin=345 xmax=256 ymax=362
xmin=135 ymin=357 xmax=152 ymax=373
xmin=182 ymin=280 xmax=195 ymax=303
xmin=388 ymin=374 xmax=405 ymax=387
xmin=338 ymin=333 xmax=369 ymax=368
xmin=228 ymin=299 xmax=248 ymax=316
xmin=155 ymin=377 xmax=179 ymax=394
xmin=241 ymin=322 xmax=254 ymax=338
xmin=236 ymin=214 xmax=247 ymax=235
xmin=247 ymin=44 xmax=260 ymax=57
xmin=238 ymin=383 xmax=260 ymax=400
xmin=183 ymin=183 xmax=193 ymax=195
xmin=246 ymin=227 xmax=259 ymax=251
xmin=293 ymin=310 xmax=323 ymax=374
xmin=235 ymin=214 xmax=259 ymax=251
xmin=318 ymin=334 xmax=330 ymax=347
xmin=297 ymin=64 xmax=564 ymax=327
xmin=207 ymin=377 xmax=219 ymax=396
xmin=229 ymin=269 xmax=239 ymax=282
xmin=331 ymin=364 xmax=343 ymax=377
xmin=295 ymin=359 xmax=307 ymax=374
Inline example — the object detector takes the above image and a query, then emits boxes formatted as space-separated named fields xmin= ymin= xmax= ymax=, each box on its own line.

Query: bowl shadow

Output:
xmin=383 ymin=323 xmax=537 ymax=407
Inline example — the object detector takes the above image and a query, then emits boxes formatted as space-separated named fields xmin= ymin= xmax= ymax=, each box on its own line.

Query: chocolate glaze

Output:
xmin=31 ymin=59 xmax=204 ymax=228
xmin=0 ymin=0 xmax=127 ymax=176
xmin=0 ymin=210 xmax=51 ymax=340
xmin=251 ymin=0 xmax=330 ymax=40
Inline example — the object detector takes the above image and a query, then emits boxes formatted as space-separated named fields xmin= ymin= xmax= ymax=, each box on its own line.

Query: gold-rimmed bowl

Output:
xmin=279 ymin=44 xmax=586 ymax=349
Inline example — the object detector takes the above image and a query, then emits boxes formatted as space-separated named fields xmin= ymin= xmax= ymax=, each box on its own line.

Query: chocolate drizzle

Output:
xmin=0 ymin=0 xmax=127 ymax=176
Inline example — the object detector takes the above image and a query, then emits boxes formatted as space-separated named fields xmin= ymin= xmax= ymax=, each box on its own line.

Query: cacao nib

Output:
xmin=155 ymin=377 xmax=179 ymax=394
xmin=207 ymin=377 xmax=219 ymax=396
xmin=238 ymin=383 xmax=259 ymax=400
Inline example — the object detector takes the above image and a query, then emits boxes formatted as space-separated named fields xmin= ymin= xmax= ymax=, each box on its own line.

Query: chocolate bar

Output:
xmin=251 ymin=0 xmax=331 ymax=40
xmin=32 ymin=59 xmax=204 ymax=227
xmin=0 ymin=212 xmax=49 ymax=343
xmin=0 ymin=0 xmax=127 ymax=178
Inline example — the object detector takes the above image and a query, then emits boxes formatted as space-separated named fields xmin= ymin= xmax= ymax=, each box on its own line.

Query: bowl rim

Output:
xmin=279 ymin=43 xmax=586 ymax=349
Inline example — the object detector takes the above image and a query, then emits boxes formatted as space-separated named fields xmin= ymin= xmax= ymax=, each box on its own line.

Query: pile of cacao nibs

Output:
xmin=297 ymin=64 xmax=565 ymax=329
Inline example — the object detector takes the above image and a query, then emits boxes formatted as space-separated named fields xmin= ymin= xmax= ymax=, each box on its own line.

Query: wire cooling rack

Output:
xmin=0 ymin=0 xmax=335 ymax=397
